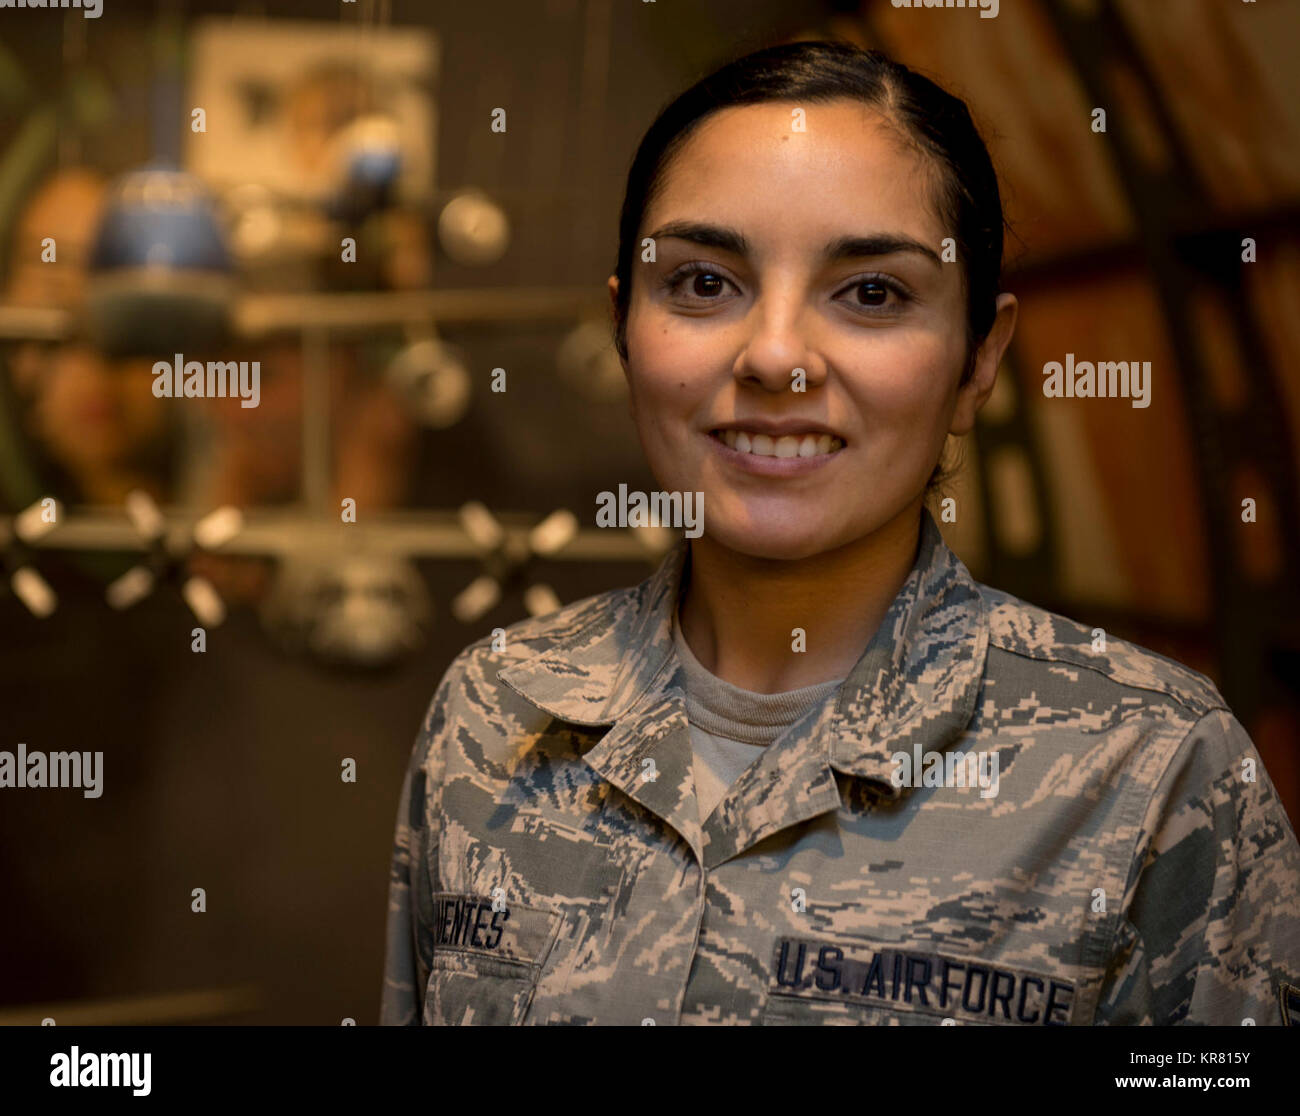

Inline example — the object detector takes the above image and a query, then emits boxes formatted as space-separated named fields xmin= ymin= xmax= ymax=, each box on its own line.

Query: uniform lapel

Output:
xmin=497 ymin=538 xmax=706 ymax=861
xmin=496 ymin=509 xmax=989 ymax=871
xmin=578 ymin=674 xmax=705 ymax=863
xmin=828 ymin=509 xmax=990 ymax=788
xmin=698 ymin=698 xmax=841 ymax=868
xmin=699 ymin=509 xmax=991 ymax=866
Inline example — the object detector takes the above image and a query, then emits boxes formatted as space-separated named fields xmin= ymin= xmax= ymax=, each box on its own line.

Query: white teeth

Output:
xmin=714 ymin=430 xmax=844 ymax=457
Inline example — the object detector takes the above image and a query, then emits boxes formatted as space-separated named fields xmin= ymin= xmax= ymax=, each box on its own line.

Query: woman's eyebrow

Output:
xmin=647 ymin=221 xmax=749 ymax=256
xmin=824 ymin=234 xmax=943 ymax=268
xmin=644 ymin=222 xmax=942 ymax=268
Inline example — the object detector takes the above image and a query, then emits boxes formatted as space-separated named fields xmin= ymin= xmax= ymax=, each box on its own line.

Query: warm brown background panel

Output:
xmin=871 ymin=0 xmax=1136 ymax=260
xmin=1010 ymin=273 xmax=1210 ymax=620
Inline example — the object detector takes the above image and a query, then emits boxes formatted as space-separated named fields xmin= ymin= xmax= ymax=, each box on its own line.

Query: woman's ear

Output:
xmin=607 ymin=274 xmax=628 ymax=368
xmin=950 ymin=292 xmax=1017 ymax=437
xmin=608 ymin=274 xmax=636 ymax=419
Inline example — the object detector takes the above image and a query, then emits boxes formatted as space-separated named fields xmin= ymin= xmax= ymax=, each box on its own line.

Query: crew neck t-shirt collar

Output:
xmin=669 ymin=604 xmax=845 ymax=747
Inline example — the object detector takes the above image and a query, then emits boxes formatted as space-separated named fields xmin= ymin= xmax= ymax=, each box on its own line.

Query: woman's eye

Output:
xmin=664 ymin=266 xmax=734 ymax=301
xmin=844 ymin=279 xmax=902 ymax=310
xmin=830 ymin=274 xmax=914 ymax=315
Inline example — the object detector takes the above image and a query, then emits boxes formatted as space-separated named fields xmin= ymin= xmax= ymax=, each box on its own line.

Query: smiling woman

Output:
xmin=381 ymin=41 xmax=1300 ymax=1028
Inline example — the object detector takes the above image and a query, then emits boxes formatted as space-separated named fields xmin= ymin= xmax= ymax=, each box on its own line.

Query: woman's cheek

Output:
xmin=625 ymin=375 xmax=691 ymax=487
xmin=844 ymin=332 xmax=956 ymax=430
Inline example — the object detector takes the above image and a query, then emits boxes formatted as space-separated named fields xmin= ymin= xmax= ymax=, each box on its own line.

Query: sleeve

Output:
xmin=379 ymin=659 xmax=462 ymax=1026
xmin=1094 ymin=707 xmax=1300 ymax=1025
xmin=378 ymin=758 xmax=425 ymax=1026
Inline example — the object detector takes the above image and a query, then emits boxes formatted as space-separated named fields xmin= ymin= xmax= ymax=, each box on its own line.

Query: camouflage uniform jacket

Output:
xmin=380 ymin=508 xmax=1300 ymax=1025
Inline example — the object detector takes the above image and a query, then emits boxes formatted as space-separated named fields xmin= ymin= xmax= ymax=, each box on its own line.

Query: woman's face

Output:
xmin=613 ymin=99 xmax=1010 ymax=561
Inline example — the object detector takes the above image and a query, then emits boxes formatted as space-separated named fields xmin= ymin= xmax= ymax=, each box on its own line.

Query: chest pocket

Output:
xmin=760 ymin=935 xmax=1077 ymax=1027
xmin=511 ymin=807 xmax=626 ymax=895
xmin=423 ymin=893 xmax=562 ymax=1026
xmin=488 ymin=763 xmax=629 ymax=907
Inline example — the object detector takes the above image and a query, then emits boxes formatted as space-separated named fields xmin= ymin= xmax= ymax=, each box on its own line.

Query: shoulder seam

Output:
xmin=986 ymin=642 xmax=1229 ymax=720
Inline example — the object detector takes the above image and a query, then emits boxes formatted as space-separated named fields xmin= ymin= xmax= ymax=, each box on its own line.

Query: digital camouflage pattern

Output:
xmin=381 ymin=507 xmax=1300 ymax=1025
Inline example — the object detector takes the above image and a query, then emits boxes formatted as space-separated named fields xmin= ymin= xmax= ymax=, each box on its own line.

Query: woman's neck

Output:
xmin=676 ymin=500 xmax=923 ymax=693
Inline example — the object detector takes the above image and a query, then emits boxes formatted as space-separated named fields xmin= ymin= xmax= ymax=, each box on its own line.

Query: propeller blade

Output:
xmin=124 ymin=490 xmax=166 ymax=541
xmin=181 ymin=576 xmax=227 ymax=627
xmin=450 ymin=575 xmax=500 ymax=623
xmin=11 ymin=566 xmax=57 ymax=618
xmin=106 ymin=566 xmax=156 ymax=609
xmin=529 ymin=509 xmax=578 ymax=556
xmin=193 ymin=506 xmax=244 ymax=550
xmin=522 ymin=583 xmax=561 ymax=618
xmin=458 ymin=501 xmax=504 ymax=551
xmin=14 ymin=498 xmax=61 ymax=543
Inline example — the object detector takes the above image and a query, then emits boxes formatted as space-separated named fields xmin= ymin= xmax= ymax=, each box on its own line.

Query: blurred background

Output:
xmin=0 ymin=0 xmax=1296 ymax=1024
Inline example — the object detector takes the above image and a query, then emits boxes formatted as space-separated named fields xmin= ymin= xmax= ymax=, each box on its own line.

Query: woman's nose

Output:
xmin=734 ymin=297 xmax=825 ymax=392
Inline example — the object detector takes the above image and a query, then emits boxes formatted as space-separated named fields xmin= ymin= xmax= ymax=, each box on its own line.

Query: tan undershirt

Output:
xmin=670 ymin=606 xmax=844 ymax=826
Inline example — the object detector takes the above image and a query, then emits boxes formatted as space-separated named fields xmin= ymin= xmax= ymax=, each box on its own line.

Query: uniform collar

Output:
xmin=497 ymin=507 xmax=989 ymax=795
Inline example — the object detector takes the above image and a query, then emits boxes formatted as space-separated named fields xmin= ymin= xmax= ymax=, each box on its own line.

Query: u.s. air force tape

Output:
xmin=769 ymin=936 xmax=1075 ymax=1025
xmin=431 ymin=893 xmax=560 ymax=965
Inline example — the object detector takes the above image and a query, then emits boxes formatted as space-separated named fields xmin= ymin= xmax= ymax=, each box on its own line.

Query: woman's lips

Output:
xmin=706 ymin=428 xmax=845 ymax=475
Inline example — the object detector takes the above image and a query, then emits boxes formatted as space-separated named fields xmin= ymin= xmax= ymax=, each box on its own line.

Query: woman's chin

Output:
xmin=702 ymin=519 xmax=847 ymax=562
